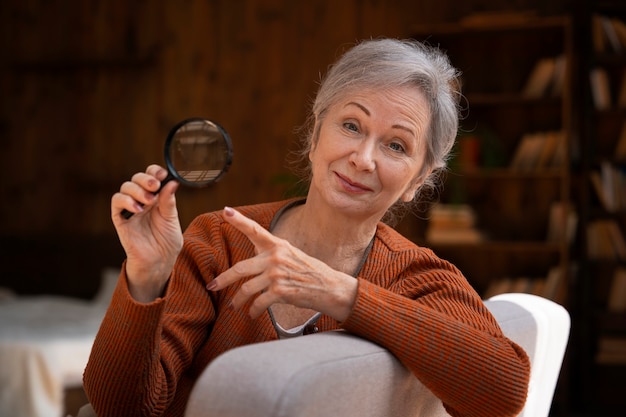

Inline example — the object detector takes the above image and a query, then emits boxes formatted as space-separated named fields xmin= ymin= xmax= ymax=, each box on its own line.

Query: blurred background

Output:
xmin=2 ymin=0 xmax=626 ymax=416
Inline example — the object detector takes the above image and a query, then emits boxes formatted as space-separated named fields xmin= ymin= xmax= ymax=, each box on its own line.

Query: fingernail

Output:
xmin=224 ymin=206 xmax=234 ymax=217
xmin=205 ymin=280 xmax=218 ymax=291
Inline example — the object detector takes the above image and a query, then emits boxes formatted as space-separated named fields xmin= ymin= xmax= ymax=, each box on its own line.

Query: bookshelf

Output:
xmin=411 ymin=14 xmax=574 ymax=306
xmin=575 ymin=1 xmax=626 ymax=413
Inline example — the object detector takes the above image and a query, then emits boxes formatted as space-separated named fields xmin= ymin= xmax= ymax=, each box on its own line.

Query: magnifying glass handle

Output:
xmin=120 ymin=175 xmax=174 ymax=219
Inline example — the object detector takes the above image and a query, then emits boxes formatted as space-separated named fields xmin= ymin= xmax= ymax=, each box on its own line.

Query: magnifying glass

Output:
xmin=121 ymin=117 xmax=233 ymax=219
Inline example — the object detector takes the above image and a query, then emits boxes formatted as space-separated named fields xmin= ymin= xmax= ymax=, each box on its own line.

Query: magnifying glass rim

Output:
xmin=163 ymin=117 xmax=234 ymax=188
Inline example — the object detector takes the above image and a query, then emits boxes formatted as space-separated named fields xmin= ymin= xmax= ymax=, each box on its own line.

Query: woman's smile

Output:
xmin=334 ymin=171 xmax=374 ymax=193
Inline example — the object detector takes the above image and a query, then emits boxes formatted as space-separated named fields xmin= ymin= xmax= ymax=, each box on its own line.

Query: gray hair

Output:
xmin=296 ymin=38 xmax=463 ymax=222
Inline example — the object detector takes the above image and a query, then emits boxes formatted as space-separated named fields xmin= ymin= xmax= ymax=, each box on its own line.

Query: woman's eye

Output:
xmin=343 ymin=122 xmax=359 ymax=132
xmin=389 ymin=142 xmax=405 ymax=153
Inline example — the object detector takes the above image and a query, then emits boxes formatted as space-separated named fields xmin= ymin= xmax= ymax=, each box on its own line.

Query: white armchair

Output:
xmin=184 ymin=293 xmax=570 ymax=417
xmin=76 ymin=293 xmax=570 ymax=417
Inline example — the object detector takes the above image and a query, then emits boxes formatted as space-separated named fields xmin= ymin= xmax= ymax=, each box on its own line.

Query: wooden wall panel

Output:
xmin=0 ymin=0 xmax=570 ymax=295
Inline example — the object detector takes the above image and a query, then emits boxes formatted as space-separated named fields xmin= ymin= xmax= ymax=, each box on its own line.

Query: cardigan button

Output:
xmin=303 ymin=324 xmax=319 ymax=335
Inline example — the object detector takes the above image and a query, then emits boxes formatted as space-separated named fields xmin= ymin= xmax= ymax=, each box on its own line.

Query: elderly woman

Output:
xmin=84 ymin=38 xmax=530 ymax=417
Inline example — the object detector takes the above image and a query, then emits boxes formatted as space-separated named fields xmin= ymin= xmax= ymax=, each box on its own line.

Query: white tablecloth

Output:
xmin=0 ymin=269 xmax=118 ymax=417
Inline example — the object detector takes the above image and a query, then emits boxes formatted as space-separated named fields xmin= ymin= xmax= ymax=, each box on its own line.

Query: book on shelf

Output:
xmin=619 ymin=69 xmax=626 ymax=109
xmin=590 ymin=67 xmax=612 ymax=111
xmin=608 ymin=267 xmax=626 ymax=313
xmin=586 ymin=219 xmax=626 ymax=261
xmin=590 ymin=171 xmax=612 ymax=211
xmin=607 ymin=221 xmax=626 ymax=261
xmin=587 ymin=220 xmax=616 ymax=260
xmin=600 ymin=15 xmax=623 ymax=53
xmin=482 ymin=266 xmax=564 ymax=304
xmin=521 ymin=55 xmax=566 ymax=99
xmin=483 ymin=277 xmax=514 ymax=299
xmin=543 ymin=266 xmax=564 ymax=303
xmin=550 ymin=54 xmax=567 ymax=97
xmin=509 ymin=132 xmax=544 ymax=171
xmin=546 ymin=201 xmax=578 ymax=245
xmin=537 ymin=130 xmax=565 ymax=168
xmin=514 ymin=276 xmax=536 ymax=293
xmin=616 ymin=122 xmax=626 ymax=161
xmin=612 ymin=18 xmax=626 ymax=49
xmin=592 ymin=14 xmax=607 ymax=53
xmin=592 ymin=14 xmax=626 ymax=54
xmin=509 ymin=130 xmax=565 ymax=172
xmin=522 ymin=57 xmax=555 ymax=98
xmin=589 ymin=161 xmax=626 ymax=212
xmin=425 ymin=204 xmax=483 ymax=244
xmin=455 ymin=134 xmax=481 ymax=172
xmin=483 ymin=277 xmax=534 ymax=299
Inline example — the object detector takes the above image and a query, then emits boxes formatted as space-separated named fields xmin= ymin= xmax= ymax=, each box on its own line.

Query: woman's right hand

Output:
xmin=111 ymin=164 xmax=184 ymax=303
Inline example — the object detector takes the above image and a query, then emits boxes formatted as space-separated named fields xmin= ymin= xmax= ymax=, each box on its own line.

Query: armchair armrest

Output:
xmin=185 ymin=330 xmax=446 ymax=417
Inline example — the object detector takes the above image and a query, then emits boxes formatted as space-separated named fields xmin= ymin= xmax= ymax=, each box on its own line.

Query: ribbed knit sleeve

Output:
xmin=82 ymin=201 xmax=287 ymax=417
xmin=341 ymin=225 xmax=530 ymax=417
xmin=83 ymin=211 xmax=228 ymax=417
xmin=83 ymin=268 xmax=169 ymax=415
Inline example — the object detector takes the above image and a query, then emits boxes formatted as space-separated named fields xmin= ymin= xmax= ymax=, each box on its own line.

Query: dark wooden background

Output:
xmin=0 ymin=0 xmax=570 ymax=297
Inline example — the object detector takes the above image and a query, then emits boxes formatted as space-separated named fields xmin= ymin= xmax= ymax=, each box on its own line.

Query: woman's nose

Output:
xmin=349 ymin=139 xmax=376 ymax=171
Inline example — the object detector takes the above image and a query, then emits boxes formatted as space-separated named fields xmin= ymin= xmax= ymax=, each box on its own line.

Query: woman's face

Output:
xmin=308 ymin=86 xmax=431 ymax=220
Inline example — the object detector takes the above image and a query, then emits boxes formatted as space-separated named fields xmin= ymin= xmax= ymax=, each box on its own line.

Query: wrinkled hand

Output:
xmin=111 ymin=164 xmax=183 ymax=302
xmin=207 ymin=207 xmax=357 ymax=321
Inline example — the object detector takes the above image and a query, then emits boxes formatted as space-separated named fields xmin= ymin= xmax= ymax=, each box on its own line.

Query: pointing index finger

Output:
xmin=223 ymin=206 xmax=276 ymax=249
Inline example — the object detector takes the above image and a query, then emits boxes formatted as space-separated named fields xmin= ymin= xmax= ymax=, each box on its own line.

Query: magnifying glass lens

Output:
xmin=167 ymin=119 xmax=233 ymax=186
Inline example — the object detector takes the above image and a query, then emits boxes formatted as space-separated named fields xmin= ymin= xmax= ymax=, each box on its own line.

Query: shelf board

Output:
xmin=465 ymin=93 xmax=563 ymax=106
xmin=412 ymin=15 xmax=569 ymax=36
xmin=448 ymin=168 xmax=564 ymax=180
xmin=428 ymin=240 xmax=563 ymax=252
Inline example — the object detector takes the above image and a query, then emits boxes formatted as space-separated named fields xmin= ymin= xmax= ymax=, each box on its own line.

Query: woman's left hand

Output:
xmin=207 ymin=207 xmax=358 ymax=321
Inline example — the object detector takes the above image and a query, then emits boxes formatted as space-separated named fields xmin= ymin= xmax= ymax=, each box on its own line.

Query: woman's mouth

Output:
xmin=335 ymin=172 xmax=374 ymax=193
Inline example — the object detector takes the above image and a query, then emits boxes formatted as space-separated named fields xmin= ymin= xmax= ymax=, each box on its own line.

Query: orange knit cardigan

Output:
xmin=83 ymin=199 xmax=530 ymax=417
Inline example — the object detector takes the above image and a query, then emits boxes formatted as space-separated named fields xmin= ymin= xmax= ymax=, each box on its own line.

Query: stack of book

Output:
xmin=425 ymin=204 xmax=483 ymax=244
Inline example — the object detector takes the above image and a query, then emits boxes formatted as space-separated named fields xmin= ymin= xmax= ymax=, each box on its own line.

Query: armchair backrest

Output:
xmin=184 ymin=293 xmax=570 ymax=417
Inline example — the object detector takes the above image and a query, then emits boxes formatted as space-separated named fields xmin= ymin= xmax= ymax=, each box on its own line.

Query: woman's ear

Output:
xmin=308 ymin=118 xmax=321 ymax=161
xmin=401 ymin=182 xmax=421 ymax=202
xmin=401 ymin=170 xmax=431 ymax=202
